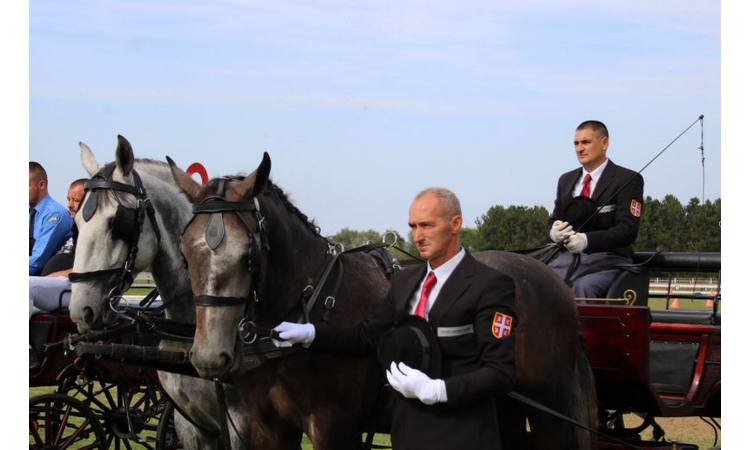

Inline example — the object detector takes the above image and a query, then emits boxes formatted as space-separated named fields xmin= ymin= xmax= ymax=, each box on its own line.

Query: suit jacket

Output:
xmin=551 ymin=160 xmax=644 ymax=256
xmin=313 ymin=252 xmax=517 ymax=450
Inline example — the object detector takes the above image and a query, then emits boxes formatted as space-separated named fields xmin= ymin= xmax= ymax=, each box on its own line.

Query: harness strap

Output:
xmin=301 ymin=252 xmax=341 ymax=323
xmin=193 ymin=201 xmax=257 ymax=213
xmin=69 ymin=268 xmax=123 ymax=282
xmin=85 ymin=179 xmax=143 ymax=196
xmin=194 ymin=295 xmax=247 ymax=307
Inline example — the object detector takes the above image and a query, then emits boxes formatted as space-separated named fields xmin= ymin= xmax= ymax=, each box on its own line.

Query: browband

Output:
xmin=193 ymin=201 xmax=257 ymax=214
xmin=85 ymin=179 xmax=144 ymax=196
xmin=194 ymin=295 xmax=248 ymax=307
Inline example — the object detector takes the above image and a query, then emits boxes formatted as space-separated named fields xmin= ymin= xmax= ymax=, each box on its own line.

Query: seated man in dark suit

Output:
xmin=549 ymin=120 xmax=644 ymax=298
xmin=273 ymin=187 xmax=517 ymax=450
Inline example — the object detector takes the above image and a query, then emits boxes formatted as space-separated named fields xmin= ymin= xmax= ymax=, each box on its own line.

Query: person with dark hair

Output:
xmin=29 ymin=162 xmax=73 ymax=275
xmin=30 ymin=177 xmax=84 ymax=369
xmin=272 ymin=187 xmax=517 ymax=450
xmin=548 ymin=120 xmax=644 ymax=298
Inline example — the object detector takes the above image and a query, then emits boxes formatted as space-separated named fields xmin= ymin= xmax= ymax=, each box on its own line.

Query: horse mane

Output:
xmin=265 ymin=182 xmax=322 ymax=238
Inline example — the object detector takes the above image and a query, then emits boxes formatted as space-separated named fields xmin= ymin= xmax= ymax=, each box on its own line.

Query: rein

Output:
xmin=69 ymin=167 xmax=161 ymax=313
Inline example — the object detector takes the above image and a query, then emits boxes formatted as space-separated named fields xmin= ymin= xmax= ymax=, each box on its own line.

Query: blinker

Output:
xmin=112 ymin=205 xmax=138 ymax=242
xmin=82 ymin=189 xmax=99 ymax=222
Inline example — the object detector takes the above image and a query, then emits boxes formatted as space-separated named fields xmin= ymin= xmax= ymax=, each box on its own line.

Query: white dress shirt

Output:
xmin=409 ymin=247 xmax=466 ymax=319
xmin=572 ymin=158 xmax=609 ymax=197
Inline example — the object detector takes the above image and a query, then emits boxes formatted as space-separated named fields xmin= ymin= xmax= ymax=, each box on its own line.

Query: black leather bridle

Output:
xmin=187 ymin=177 xmax=270 ymax=312
xmin=68 ymin=165 xmax=161 ymax=311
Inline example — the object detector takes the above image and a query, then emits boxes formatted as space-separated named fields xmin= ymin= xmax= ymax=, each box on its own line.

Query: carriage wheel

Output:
xmin=156 ymin=400 xmax=183 ymax=450
xmin=30 ymin=393 xmax=107 ymax=450
xmin=59 ymin=373 xmax=169 ymax=449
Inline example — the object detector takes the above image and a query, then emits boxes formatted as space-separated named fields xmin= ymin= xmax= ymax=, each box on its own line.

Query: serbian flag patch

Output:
xmin=629 ymin=199 xmax=642 ymax=218
xmin=491 ymin=312 xmax=513 ymax=339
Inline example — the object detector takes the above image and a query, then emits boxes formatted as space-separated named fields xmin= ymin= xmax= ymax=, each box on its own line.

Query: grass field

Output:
xmin=31 ymin=382 xmax=720 ymax=450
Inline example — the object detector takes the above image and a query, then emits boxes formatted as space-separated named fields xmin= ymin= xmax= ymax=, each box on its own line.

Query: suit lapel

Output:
xmin=394 ymin=265 xmax=427 ymax=322
xmin=592 ymin=160 xmax=616 ymax=203
xmin=562 ymin=169 xmax=581 ymax=198
xmin=427 ymin=253 xmax=475 ymax=324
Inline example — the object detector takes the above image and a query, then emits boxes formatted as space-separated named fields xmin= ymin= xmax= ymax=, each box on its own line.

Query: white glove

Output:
xmin=273 ymin=322 xmax=316 ymax=347
xmin=549 ymin=220 xmax=574 ymax=243
xmin=385 ymin=361 xmax=447 ymax=405
xmin=564 ymin=233 xmax=588 ymax=253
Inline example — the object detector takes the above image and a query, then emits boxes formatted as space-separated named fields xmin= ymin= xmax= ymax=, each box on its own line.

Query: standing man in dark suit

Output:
xmin=549 ymin=120 xmax=644 ymax=298
xmin=274 ymin=187 xmax=517 ymax=450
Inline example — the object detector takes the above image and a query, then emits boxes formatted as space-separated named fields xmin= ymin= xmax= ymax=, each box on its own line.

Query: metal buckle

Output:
xmin=238 ymin=318 xmax=258 ymax=345
xmin=324 ymin=296 xmax=336 ymax=310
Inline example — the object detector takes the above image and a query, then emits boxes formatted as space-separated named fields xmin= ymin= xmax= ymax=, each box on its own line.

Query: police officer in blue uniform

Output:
xmin=548 ymin=121 xmax=644 ymax=298
xmin=29 ymin=162 xmax=73 ymax=276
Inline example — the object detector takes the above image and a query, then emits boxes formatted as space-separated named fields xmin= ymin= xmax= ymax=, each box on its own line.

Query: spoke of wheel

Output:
xmin=131 ymin=390 xmax=148 ymax=409
xmin=54 ymin=401 xmax=73 ymax=445
xmin=102 ymin=382 xmax=118 ymax=411
xmin=60 ymin=418 xmax=92 ymax=449
xmin=124 ymin=437 xmax=134 ymax=450
xmin=44 ymin=401 xmax=54 ymax=445
xmin=29 ymin=418 xmax=43 ymax=446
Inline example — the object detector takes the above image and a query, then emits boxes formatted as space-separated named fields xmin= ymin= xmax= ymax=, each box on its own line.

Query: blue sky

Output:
xmin=29 ymin=0 xmax=720 ymax=237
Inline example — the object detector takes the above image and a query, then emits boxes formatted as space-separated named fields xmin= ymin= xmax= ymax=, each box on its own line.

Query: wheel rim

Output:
xmin=30 ymin=393 xmax=106 ymax=450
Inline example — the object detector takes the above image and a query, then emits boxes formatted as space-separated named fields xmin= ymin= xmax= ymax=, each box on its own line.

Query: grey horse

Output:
xmin=68 ymin=136 xmax=279 ymax=449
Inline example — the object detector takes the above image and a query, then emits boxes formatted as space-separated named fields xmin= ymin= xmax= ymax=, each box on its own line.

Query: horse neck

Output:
xmin=136 ymin=162 xmax=196 ymax=323
xmin=258 ymin=192 xmax=329 ymax=322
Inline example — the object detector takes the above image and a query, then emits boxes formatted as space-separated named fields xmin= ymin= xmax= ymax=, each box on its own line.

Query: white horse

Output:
xmin=68 ymin=135 xmax=277 ymax=449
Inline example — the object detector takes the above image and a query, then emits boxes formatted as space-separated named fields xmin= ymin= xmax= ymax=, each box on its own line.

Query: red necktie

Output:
xmin=414 ymin=272 xmax=437 ymax=319
xmin=580 ymin=174 xmax=592 ymax=198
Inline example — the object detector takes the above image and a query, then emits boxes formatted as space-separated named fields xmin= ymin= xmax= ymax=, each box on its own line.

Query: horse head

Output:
xmin=70 ymin=135 xmax=190 ymax=332
xmin=170 ymin=153 xmax=274 ymax=379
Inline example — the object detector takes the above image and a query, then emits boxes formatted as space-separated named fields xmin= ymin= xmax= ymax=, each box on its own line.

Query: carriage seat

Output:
xmin=605 ymin=267 xmax=650 ymax=306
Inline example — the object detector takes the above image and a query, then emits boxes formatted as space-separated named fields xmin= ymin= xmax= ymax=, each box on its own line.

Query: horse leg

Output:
xmin=173 ymin=411 xmax=222 ymax=450
xmin=305 ymin=408 xmax=360 ymax=450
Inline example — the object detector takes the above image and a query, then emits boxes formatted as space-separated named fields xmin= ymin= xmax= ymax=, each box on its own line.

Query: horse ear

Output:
xmin=115 ymin=135 xmax=134 ymax=176
xmin=79 ymin=142 xmax=101 ymax=176
xmin=237 ymin=152 xmax=272 ymax=199
xmin=167 ymin=156 xmax=201 ymax=202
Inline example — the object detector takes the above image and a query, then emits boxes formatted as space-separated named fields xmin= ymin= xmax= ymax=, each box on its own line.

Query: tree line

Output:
xmin=330 ymin=195 xmax=720 ymax=254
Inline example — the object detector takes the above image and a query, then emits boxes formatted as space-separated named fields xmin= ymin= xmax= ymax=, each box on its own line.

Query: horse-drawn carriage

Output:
xmin=30 ymin=137 xmax=721 ymax=449
xmin=29 ymin=291 xmax=181 ymax=449
xmin=579 ymin=251 xmax=721 ymax=449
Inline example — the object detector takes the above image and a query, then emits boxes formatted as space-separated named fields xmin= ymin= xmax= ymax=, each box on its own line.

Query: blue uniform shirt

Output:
xmin=29 ymin=194 xmax=73 ymax=275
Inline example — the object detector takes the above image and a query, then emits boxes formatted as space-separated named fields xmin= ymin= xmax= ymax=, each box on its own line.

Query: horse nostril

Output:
xmin=82 ymin=307 xmax=95 ymax=324
xmin=219 ymin=352 xmax=233 ymax=369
